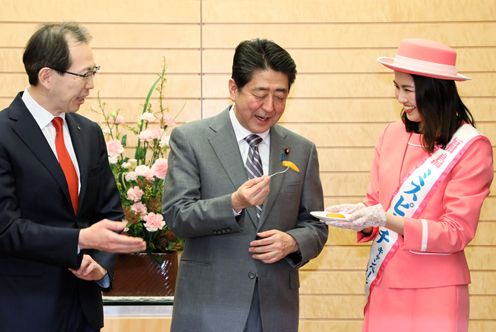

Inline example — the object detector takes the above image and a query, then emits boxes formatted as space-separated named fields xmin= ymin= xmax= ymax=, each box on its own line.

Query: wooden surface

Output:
xmin=1 ymin=1 xmax=495 ymax=331
xmin=103 ymin=317 xmax=171 ymax=332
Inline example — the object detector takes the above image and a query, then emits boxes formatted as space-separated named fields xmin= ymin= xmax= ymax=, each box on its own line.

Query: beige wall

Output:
xmin=1 ymin=1 xmax=495 ymax=331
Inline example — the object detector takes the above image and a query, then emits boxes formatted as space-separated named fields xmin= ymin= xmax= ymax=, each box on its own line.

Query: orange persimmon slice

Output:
xmin=282 ymin=160 xmax=300 ymax=172
xmin=326 ymin=213 xmax=346 ymax=219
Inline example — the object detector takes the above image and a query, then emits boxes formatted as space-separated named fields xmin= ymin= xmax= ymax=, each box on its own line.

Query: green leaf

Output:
xmin=121 ymin=134 xmax=127 ymax=147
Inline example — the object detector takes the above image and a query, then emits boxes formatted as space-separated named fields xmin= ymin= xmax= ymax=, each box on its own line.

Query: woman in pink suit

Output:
xmin=325 ymin=39 xmax=493 ymax=332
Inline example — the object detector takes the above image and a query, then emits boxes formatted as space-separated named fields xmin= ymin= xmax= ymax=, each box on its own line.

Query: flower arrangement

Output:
xmin=95 ymin=62 xmax=183 ymax=253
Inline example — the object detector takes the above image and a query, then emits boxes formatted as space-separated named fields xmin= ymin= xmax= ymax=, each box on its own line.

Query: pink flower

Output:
xmin=139 ymin=127 xmax=164 ymax=143
xmin=135 ymin=165 xmax=154 ymax=180
xmin=125 ymin=171 xmax=137 ymax=181
xmin=143 ymin=212 xmax=165 ymax=232
xmin=151 ymin=158 xmax=168 ymax=179
xmin=107 ymin=140 xmax=123 ymax=164
xmin=108 ymin=114 xmax=125 ymax=125
xmin=162 ymin=114 xmax=176 ymax=126
xmin=127 ymin=186 xmax=144 ymax=202
xmin=131 ymin=202 xmax=147 ymax=216
xmin=114 ymin=115 xmax=125 ymax=124
xmin=107 ymin=144 xmax=122 ymax=156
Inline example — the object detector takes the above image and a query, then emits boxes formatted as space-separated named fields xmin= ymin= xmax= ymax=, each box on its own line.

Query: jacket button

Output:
xmin=248 ymin=272 xmax=257 ymax=279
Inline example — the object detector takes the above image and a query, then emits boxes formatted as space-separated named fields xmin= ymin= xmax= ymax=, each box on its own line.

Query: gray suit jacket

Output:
xmin=163 ymin=108 xmax=327 ymax=332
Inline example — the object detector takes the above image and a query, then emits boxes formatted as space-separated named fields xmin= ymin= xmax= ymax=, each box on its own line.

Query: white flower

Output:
xmin=128 ymin=159 xmax=138 ymax=170
xmin=140 ymin=112 xmax=156 ymax=122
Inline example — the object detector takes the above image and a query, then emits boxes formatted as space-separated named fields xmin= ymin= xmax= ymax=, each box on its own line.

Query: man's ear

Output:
xmin=38 ymin=67 xmax=53 ymax=88
xmin=228 ymin=78 xmax=238 ymax=100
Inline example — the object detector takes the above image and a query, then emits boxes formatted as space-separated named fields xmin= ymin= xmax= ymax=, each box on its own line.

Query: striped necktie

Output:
xmin=244 ymin=134 xmax=263 ymax=219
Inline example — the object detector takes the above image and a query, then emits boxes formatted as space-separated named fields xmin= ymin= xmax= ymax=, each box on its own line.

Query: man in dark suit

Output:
xmin=163 ymin=39 xmax=328 ymax=332
xmin=0 ymin=23 xmax=146 ymax=332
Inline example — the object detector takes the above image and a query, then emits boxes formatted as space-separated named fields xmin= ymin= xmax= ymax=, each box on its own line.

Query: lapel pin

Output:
xmin=280 ymin=147 xmax=290 ymax=161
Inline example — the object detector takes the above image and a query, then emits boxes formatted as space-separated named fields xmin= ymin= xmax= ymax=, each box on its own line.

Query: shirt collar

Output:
xmin=22 ymin=87 xmax=65 ymax=130
xmin=229 ymin=104 xmax=270 ymax=143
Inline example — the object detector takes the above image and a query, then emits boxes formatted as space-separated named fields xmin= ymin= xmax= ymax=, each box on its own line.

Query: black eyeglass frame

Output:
xmin=52 ymin=66 xmax=101 ymax=79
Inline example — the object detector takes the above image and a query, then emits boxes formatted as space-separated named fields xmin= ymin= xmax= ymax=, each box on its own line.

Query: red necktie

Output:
xmin=52 ymin=117 xmax=79 ymax=214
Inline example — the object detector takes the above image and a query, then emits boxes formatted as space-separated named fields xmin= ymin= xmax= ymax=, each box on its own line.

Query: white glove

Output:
xmin=325 ymin=202 xmax=365 ymax=214
xmin=326 ymin=204 xmax=387 ymax=232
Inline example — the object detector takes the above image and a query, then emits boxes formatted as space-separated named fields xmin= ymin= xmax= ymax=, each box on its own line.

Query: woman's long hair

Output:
xmin=402 ymin=74 xmax=475 ymax=153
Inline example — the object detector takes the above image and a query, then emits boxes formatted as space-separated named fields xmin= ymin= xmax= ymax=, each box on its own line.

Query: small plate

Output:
xmin=310 ymin=211 xmax=350 ymax=223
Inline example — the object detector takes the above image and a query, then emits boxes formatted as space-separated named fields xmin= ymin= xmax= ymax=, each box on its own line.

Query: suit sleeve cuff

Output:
xmin=403 ymin=218 xmax=427 ymax=251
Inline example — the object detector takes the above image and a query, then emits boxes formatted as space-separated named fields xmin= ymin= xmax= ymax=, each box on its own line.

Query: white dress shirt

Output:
xmin=22 ymin=88 xmax=81 ymax=192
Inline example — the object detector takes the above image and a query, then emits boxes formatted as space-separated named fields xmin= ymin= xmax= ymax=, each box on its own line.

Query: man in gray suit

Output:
xmin=163 ymin=38 xmax=328 ymax=332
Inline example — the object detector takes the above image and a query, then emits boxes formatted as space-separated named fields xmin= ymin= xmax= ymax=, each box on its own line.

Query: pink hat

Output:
xmin=377 ymin=38 xmax=470 ymax=81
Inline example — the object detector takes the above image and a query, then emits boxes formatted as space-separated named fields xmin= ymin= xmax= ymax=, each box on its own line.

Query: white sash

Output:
xmin=364 ymin=124 xmax=481 ymax=303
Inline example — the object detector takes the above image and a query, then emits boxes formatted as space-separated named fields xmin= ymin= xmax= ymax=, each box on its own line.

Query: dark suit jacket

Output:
xmin=163 ymin=108 xmax=328 ymax=332
xmin=0 ymin=93 xmax=123 ymax=332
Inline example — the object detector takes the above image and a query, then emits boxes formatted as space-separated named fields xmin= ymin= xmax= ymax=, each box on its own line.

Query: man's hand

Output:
xmin=249 ymin=229 xmax=299 ymax=264
xmin=79 ymin=219 xmax=146 ymax=253
xmin=231 ymin=175 xmax=270 ymax=211
xmin=69 ymin=254 xmax=106 ymax=281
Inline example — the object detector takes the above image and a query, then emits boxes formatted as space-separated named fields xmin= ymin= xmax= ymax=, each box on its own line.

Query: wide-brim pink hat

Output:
xmin=377 ymin=38 xmax=470 ymax=81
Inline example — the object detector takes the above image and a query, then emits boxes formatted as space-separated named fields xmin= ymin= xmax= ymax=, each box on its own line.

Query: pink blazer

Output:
xmin=359 ymin=122 xmax=493 ymax=289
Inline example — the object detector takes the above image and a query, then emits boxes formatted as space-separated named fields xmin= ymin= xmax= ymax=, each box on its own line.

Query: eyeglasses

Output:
xmin=55 ymin=66 xmax=100 ymax=80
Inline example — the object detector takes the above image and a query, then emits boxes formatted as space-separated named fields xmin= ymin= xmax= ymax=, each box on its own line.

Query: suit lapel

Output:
xmin=208 ymin=109 xmax=259 ymax=226
xmin=258 ymin=125 xmax=287 ymax=228
xmin=8 ymin=95 xmax=72 ymax=208
xmin=208 ymin=110 xmax=246 ymax=188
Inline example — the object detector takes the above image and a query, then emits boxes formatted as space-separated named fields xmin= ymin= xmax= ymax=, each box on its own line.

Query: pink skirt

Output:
xmin=362 ymin=283 xmax=469 ymax=332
